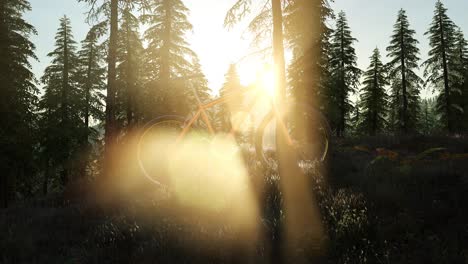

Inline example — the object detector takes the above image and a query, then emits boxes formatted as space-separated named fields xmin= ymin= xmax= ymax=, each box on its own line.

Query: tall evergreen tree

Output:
xmin=328 ymin=11 xmax=361 ymax=137
xmin=386 ymin=9 xmax=423 ymax=133
xmin=39 ymin=16 xmax=81 ymax=187
xmin=358 ymin=48 xmax=388 ymax=135
xmin=77 ymin=24 xmax=106 ymax=141
xmin=285 ymin=0 xmax=333 ymax=111
xmin=217 ymin=64 xmax=242 ymax=132
xmin=423 ymin=0 xmax=459 ymax=132
xmin=142 ymin=0 xmax=197 ymax=116
xmin=116 ymin=2 xmax=144 ymax=127
xmin=79 ymin=0 xmax=124 ymax=180
xmin=0 ymin=0 xmax=38 ymax=207
xmin=187 ymin=57 xmax=211 ymax=108
xmin=452 ymin=29 xmax=468 ymax=131
xmin=74 ymin=24 xmax=107 ymax=178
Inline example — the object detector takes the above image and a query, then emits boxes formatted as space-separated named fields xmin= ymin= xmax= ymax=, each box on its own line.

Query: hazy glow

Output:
xmin=238 ymin=61 xmax=261 ymax=86
xmin=238 ymin=62 xmax=277 ymax=100
xmin=258 ymin=66 xmax=276 ymax=98
xmin=98 ymin=127 xmax=261 ymax=245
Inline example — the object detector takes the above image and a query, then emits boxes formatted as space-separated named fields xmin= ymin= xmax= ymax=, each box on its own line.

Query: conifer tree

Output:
xmin=218 ymin=64 xmax=242 ymax=132
xmin=39 ymin=16 xmax=81 ymax=187
xmin=423 ymin=0 xmax=459 ymax=132
xmin=73 ymin=24 xmax=106 ymax=178
xmin=452 ymin=29 xmax=468 ymax=131
xmin=0 ymin=0 xmax=38 ymax=207
xmin=77 ymin=24 xmax=106 ymax=141
xmin=358 ymin=48 xmax=388 ymax=135
xmin=141 ymin=0 xmax=197 ymax=115
xmin=285 ymin=0 xmax=333 ymax=111
xmin=386 ymin=9 xmax=423 ymax=133
xmin=328 ymin=11 xmax=361 ymax=137
xmin=79 ymin=0 xmax=123 ymax=176
xmin=188 ymin=57 xmax=211 ymax=109
xmin=116 ymin=2 xmax=144 ymax=126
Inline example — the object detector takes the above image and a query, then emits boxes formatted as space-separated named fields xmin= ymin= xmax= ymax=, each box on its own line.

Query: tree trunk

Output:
xmin=339 ymin=28 xmax=346 ymax=137
xmin=84 ymin=43 xmax=93 ymax=137
xmin=161 ymin=0 xmax=172 ymax=112
xmin=0 ymin=1 xmax=9 ymax=209
xmin=439 ymin=14 xmax=452 ymax=132
xmin=0 ymin=172 xmax=8 ymax=208
xmin=80 ymin=46 xmax=93 ymax=179
xmin=400 ymin=22 xmax=408 ymax=133
xmin=272 ymin=1 xmax=324 ymax=263
xmin=61 ymin=17 xmax=70 ymax=185
xmin=104 ymin=0 xmax=118 ymax=178
xmin=125 ymin=19 xmax=134 ymax=125
xmin=372 ymin=67 xmax=378 ymax=135
xmin=271 ymin=0 xmax=286 ymax=262
xmin=43 ymin=159 xmax=50 ymax=195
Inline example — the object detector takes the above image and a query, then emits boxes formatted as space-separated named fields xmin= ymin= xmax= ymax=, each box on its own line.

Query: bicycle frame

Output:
xmin=176 ymin=85 xmax=293 ymax=146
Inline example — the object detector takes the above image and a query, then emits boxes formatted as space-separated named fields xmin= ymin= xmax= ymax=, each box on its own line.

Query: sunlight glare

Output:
xmin=259 ymin=66 xmax=276 ymax=98
xmin=238 ymin=62 xmax=277 ymax=98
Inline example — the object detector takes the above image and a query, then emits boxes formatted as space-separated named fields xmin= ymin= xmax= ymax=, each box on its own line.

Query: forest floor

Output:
xmin=1 ymin=135 xmax=468 ymax=263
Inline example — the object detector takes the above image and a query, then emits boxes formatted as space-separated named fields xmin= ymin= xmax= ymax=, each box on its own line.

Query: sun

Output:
xmin=258 ymin=66 xmax=276 ymax=98
xmin=237 ymin=61 xmax=258 ymax=86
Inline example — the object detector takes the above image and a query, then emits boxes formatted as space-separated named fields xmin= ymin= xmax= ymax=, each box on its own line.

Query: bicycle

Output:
xmin=137 ymin=75 xmax=330 ymax=187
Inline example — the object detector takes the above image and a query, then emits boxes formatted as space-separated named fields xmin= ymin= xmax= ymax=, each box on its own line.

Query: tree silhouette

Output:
xmin=423 ymin=0 xmax=459 ymax=132
xmin=39 ymin=16 xmax=82 ymax=187
xmin=116 ymin=2 xmax=144 ymax=126
xmin=451 ymin=29 xmax=468 ymax=132
xmin=386 ymin=9 xmax=423 ymax=133
xmin=0 ymin=0 xmax=38 ymax=207
xmin=77 ymin=24 xmax=106 ymax=141
xmin=218 ymin=64 xmax=242 ymax=132
xmin=358 ymin=48 xmax=388 ymax=135
xmin=329 ymin=11 xmax=361 ymax=137
xmin=141 ymin=0 xmax=198 ymax=115
xmin=286 ymin=0 xmax=333 ymax=112
xmin=79 ymin=0 xmax=121 ymax=178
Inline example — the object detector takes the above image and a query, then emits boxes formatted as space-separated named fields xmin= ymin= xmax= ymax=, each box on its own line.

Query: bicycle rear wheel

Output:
xmin=255 ymin=103 xmax=330 ymax=171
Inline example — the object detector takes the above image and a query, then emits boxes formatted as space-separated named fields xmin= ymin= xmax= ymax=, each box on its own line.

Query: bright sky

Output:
xmin=25 ymin=0 xmax=468 ymax=97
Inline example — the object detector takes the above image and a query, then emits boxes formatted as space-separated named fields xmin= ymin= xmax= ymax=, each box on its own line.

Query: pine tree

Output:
xmin=358 ymin=48 xmax=388 ymax=135
xmin=141 ymin=0 xmax=197 ymax=115
xmin=218 ymin=64 xmax=242 ymax=132
xmin=39 ymin=16 xmax=82 ymax=187
xmin=386 ymin=9 xmax=423 ymax=133
xmin=187 ymin=57 xmax=211 ymax=109
xmin=116 ymin=2 xmax=144 ymax=126
xmin=73 ymin=24 xmax=107 ymax=178
xmin=423 ymin=0 xmax=459 ymax=132
xmin=328 ymin=11 xmax=361 ymax=137
xmin=452 ymin=29 xmax=468 ymax=131
xmin=0 ymin=0 xmax=38 ymax=207
xmin=77 ymin=24 xmax=106 ymax=141
xmin=285 ymin=0 xmax=333 ymax=111
xmin=79 ymin=0 xmax=125 ymax=179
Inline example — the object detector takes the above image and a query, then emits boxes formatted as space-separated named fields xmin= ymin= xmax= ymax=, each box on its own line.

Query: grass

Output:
xmin=1 ymin=135 xmax=468 ymax=263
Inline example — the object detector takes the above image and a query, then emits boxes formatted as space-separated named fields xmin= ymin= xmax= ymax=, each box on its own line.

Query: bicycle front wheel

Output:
xmin=137 ymin=115 xmax=187 ymax=187
xmin=255 ymin=104 xmax=330 ymax=171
